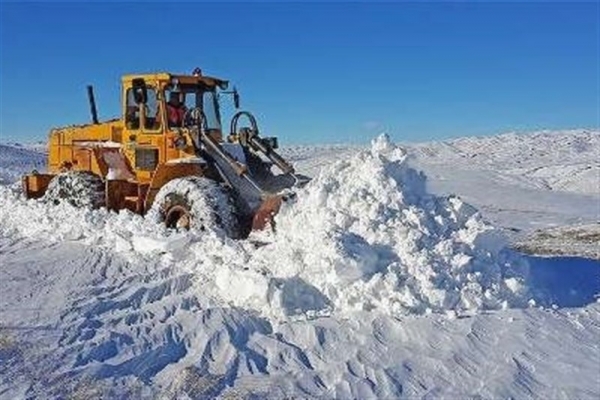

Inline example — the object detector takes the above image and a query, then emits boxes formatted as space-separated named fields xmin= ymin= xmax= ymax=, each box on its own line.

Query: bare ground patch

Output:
xmin=514 ymin=223 xmax=600 ymax=259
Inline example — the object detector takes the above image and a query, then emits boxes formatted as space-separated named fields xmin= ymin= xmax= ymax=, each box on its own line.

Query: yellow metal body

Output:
xmin=28 ymin=71 xmax=228 ymax=213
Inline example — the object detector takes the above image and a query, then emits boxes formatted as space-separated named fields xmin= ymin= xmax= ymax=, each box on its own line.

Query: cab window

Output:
xmin=163 ymin=85 xmax=221 ymax=130
xmin=125 ymin=87 xmax=161 ymax=131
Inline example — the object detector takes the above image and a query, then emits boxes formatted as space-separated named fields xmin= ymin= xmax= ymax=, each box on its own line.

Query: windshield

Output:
xmin=164 ymin=84 xmax=221 ymax=130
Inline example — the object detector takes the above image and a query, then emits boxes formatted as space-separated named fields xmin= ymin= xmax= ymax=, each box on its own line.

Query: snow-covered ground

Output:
xmin=0 ymin=130 xmax=598 ymax=399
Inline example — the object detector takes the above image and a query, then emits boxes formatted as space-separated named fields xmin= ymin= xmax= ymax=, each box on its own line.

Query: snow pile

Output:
xmin=244 ymin=134 xmax=528 ymax=317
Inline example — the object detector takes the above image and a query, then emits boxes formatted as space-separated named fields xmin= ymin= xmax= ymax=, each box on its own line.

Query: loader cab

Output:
xmin=119 ymin=72 xmax=231 ymax=182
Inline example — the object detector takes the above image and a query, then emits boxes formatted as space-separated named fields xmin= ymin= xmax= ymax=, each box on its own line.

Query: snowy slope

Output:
xmin=0 ymin=144 xmax=46 ymax=185
xmin=409 ymin=129 xmax=599 ymax=195
xmin=0 ymin=131 xmax=599 ymax=399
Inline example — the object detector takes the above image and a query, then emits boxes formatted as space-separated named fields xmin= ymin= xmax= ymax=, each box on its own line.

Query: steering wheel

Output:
xmin=182 ymin=107 xmax=208 ymax=151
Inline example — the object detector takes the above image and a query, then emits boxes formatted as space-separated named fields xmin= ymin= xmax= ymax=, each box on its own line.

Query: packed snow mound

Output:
xmin=245 ymin=134 xmax=529 ymax=317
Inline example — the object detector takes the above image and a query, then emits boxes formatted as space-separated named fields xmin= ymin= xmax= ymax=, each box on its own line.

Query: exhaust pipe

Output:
xmin=87 ymin=85 xmax=99 ymax=124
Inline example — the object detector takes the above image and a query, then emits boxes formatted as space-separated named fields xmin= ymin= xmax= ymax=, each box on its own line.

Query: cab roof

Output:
xmin=121 ymin=72 xmax=228 ymax=89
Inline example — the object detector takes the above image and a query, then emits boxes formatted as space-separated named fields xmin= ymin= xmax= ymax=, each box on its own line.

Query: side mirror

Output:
xmin=233 ymin=87 xmax=240 ymax=109
xmin=132 ymin=78 xmax=148 ymax=104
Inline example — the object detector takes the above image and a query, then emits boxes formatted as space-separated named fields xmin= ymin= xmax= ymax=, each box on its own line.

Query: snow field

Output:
xmin=0 ymin=131 xmax=599 ymax=398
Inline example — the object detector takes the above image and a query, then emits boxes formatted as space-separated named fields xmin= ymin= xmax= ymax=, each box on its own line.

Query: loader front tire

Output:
xmin=149 ymin=177 xmax=239 ymax=238
xmin=43 ymin=171 xmax=105 ymax=209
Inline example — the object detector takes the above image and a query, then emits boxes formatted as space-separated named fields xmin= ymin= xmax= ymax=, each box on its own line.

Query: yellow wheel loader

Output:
xmin=21 ymin=68 xmax=308 ymax=238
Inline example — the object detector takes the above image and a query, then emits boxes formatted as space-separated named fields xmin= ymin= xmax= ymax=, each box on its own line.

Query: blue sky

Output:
xmin=1 ymin=2 xmax=598 ymax=145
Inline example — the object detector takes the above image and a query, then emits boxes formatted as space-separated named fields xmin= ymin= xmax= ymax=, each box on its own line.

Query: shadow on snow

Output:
xmin=524 ymin=255 xmax=600 ymax=308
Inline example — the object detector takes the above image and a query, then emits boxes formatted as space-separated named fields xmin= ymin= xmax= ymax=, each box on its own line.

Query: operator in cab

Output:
xmin=166 ymin=91 xmax=187 ymax=128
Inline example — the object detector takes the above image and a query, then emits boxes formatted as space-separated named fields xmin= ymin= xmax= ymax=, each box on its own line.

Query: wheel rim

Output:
xmin=165 ymin=205 xmax=191 ymax=230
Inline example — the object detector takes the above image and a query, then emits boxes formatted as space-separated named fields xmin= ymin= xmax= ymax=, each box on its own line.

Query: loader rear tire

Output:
xmin=149 ymin=177 xmax=239 ymax=238
xmin=43 ymin=171 xmax=105 ymax=209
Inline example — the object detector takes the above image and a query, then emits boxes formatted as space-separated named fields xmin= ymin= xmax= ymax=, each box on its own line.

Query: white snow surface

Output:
xmin=0 ymin=130 xmax=599 ymax=399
